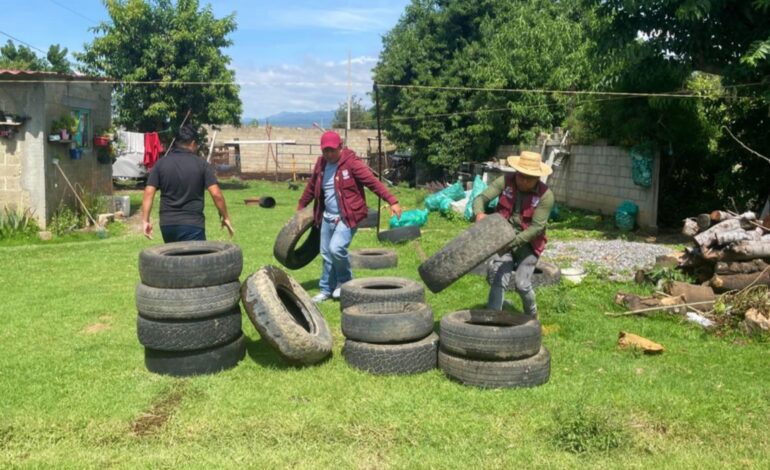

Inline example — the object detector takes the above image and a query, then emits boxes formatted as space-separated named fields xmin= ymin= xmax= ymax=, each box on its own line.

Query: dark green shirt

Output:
xmin=472 ymin=175 xmax=554 ymax=248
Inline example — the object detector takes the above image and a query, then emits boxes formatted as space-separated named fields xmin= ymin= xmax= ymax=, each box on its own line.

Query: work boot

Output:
xmin=332 ymin=288 xmax=341 ymax=300
xmin=312 ymin=292 xmax=331 ymax=303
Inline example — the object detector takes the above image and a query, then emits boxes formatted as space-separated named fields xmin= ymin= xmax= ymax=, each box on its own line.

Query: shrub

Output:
xmin=551 ymin=402 xmax=629 ymax=454
xmin=0 ymin=207 xmax=38 ymax=239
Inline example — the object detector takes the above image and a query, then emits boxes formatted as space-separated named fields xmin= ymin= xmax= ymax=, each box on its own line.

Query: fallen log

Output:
xmin=715 ymin=229 xmax=753 ymax=246
xmin=682 ymin=218 xmax=699 ymax=237
xmin=715 ymin=259 xmax=770 ymax=275
xmin=694 ymin=218 xmax=742 ymax=248
xmin=710 ymin=270 xmax=770 ymax=293
xmin=667 ymin=281 xmax=716 ymax=311
xmin=696 ymin=213 xmax=712 ymax=231
xmin=727 ymin=240 xmax=770 ymax=259
xmin=710 ymin=210 xmax=733 ymax=222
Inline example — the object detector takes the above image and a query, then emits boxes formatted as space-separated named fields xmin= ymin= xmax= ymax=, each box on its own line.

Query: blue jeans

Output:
xmin=160 ymin=224 xmax=206 ymax=243
xmin=487 ymin=244 xmax=538 ymax=316
xmin=319 ymin=215 xmax=357 ymax=295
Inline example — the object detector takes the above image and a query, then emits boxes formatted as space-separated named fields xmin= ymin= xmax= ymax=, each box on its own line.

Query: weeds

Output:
xmin=0 ymin=207 xmax=38 ymax=239
xmin=551 ymin=402 xmax=629 ymax=454
xmin=49 ymin=206 xmax=80 ymax=236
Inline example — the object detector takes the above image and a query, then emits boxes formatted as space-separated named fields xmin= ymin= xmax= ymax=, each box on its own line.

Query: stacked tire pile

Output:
xmin=438 ymin=310 xmax=550 ymax=388
xmin=340 ymin=277 xmax=438 ymax=375
xmin=136 ymin=241 xmax=245 ymax=377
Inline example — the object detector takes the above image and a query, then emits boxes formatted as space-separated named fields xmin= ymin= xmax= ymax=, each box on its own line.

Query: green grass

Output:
xmin=1 ymin=180 xmax=768 ymax=468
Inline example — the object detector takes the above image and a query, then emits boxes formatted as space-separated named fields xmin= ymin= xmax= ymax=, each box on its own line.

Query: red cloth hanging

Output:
xmin=143 ymin=132 xmax=164 ymax=170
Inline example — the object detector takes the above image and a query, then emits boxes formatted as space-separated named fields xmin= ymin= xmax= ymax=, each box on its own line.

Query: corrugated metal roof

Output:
xmin=0 ymin=69 xmax=109 ymax=81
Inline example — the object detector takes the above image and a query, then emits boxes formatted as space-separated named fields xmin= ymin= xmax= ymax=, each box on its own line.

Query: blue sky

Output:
xmin=0 ymin=0 xmax=411 ymax=117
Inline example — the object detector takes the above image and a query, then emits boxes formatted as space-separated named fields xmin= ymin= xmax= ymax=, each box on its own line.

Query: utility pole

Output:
xmin=346 ymin=51 xmax=352 ymax=143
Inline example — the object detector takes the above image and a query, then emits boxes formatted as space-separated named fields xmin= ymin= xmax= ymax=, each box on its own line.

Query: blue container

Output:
xmin=69 ymin=148 xmax=82 ymax=160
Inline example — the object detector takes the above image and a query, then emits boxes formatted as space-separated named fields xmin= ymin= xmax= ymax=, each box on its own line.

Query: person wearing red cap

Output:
xmin=298 ymin=131 xmax=402 ymax=302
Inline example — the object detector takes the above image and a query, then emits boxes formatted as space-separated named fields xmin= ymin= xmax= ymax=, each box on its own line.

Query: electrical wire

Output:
xmin=0 ymin=30 xmax=47 ymax=55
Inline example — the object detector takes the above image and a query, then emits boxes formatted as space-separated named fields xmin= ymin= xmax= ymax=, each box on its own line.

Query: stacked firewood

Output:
xmin=681 ymin=210 xmax=770 ymax=293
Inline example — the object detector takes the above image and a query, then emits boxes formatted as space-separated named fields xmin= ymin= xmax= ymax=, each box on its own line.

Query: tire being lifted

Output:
xmin=138 ymin=241 xmax=243 ymax=289
xmin=418 ymin=214 xmax=516 ymax=293
xmin=273 ymin=206 xmax=321 ymax=270
xmin=241 ymin=265 xmax=332 ymax=365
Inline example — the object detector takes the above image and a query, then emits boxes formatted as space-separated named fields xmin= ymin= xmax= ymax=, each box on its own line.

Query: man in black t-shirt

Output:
xmin=141 ymin=124 xmax=234 ymax=242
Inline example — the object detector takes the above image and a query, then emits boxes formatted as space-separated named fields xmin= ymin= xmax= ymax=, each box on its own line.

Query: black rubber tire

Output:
xmin=144 ymin=334 xmax=246 ymax=377
xmin=273 ymin=206 xmax=321 ymax=270
xmin=378 ymin=225 xmax=421 ymax=244
xmin=241 ymin=265 xmax=332 ymax=365
xmin=485 ymin=260 xmax=562 ymax=290
xmin=135 ymin=281 xmax=241 ymax=320
xmin=438 ymin=346 xmax=551 ymax=389
xmin=418 ymin=214 xmax=516 ymax=293
xmin=343 ymin=333 xmax=439 ymax=375
xmin=439 ymin=310 xmax=541 ymax=360
xmin=350 ymin=249 xmax=398 ymax=270
xmin=339 ymin=277 xmax=425 ymax=311
xmin=259 ymin=196 xmax=276 ymax=208
xmin=137 ymin=308 xmax=242 ymax=351
xmin=341 ymin=301 xmax=434 ymax=343
xmin=358 ymin=208 xmax=379 ymax=229
xmin=138 ymin=241 xmax=243 ymax=289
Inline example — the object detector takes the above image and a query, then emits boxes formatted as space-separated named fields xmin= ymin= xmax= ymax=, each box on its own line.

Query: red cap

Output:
xmin=320 ymin=131 xmax=342 ymax=150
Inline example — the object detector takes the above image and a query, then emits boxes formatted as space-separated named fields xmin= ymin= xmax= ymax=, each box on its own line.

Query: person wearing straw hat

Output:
xmin=472 ymin=151 xmax=554 ymax=317
xmin=298 ymin=131 xmax=403 ymax=303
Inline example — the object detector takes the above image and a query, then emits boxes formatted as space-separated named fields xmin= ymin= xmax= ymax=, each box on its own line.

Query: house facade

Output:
xmin=0 ymin=70 xmax=112 ymax=228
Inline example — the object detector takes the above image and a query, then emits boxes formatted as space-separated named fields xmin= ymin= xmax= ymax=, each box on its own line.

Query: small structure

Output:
xmin=0 ymin=70 xmax=112 ymax=228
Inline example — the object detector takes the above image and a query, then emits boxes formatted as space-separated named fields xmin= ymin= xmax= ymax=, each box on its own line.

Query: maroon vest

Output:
xmin=495 ymin=174 xmax=548 ymax=256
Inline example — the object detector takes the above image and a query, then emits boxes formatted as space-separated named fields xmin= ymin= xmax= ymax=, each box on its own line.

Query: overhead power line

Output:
xmin=47 ymin=0 xmax=100 ymax=25
xmin=0 ymin=29 xmax=47 ymax=55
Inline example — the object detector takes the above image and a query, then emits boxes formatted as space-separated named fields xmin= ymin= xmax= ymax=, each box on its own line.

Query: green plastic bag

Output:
xmin=615 ymin=200 xmax=638 ymax=231
xmin=439 ymin=197 xmax=454 ymax=215
xmin=464 ymin=175 xmax=498 ymax=220
xmin=425 ymin=181 xmax=466 ymax=211
xmin=442 ymin=181 xmax=466 ymax=201
xmin=630 ymin=143 xmax=654 ymax=188
xmin=424 ymin=192 xmax=449 ymax=212
xmin=389 ymin=208 xmax=429 ymax=229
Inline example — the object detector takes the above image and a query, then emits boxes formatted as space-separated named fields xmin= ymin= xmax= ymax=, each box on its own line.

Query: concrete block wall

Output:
xmin=545 ymin=145 xmax=659 ymax=228
xmin=43 ymin=82 xmax=113 ymax=224
xmin=209 ymin=125 xmax=394 ymax=174
xmin=0 ymin=80 xmax=112 ymax=228
xmin=494 ymin=143 xmax=660 ymax=228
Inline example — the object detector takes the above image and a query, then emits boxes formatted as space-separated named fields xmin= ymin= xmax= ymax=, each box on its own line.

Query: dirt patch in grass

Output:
xmin=131 ymin=383 xmax=187 ymax=437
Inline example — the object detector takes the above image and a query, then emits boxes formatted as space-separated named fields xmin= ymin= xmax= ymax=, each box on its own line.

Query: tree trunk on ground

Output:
xmin=715 ymin=229 xmax=755 ymax=246
xmin=727 ymin=241 xmax=770 ymax=259
xmin=715 ymin=259 xmax=770 ymax=275
xmin=682 ymin=218 xmax=698 ymax=237
xmin=667 ymin=281 xmax=716 ymax=311
xmin=710 ymin=270 xmax=770 ymax=293
xmin=697 ymin=213 xmax=712 ymax=231
xmin=694 ymin=219 xmax=742 ymax=248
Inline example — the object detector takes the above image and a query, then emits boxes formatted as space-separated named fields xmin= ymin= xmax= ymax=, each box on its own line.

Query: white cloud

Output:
xmin=233 ymin=55 xmax=378 ymax=117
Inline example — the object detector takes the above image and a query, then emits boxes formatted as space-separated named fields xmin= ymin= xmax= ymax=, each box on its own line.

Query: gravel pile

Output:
xmin=541 ymin=239 xmax=677 ymax=281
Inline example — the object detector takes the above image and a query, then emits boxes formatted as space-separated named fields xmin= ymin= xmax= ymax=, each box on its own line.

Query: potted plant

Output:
xmin=52 ymin=113 xmax=78 ymax=141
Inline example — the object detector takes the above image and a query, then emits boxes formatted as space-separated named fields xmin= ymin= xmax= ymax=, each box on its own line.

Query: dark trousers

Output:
xmin=160 ymin=224 xmax=206 ymax=243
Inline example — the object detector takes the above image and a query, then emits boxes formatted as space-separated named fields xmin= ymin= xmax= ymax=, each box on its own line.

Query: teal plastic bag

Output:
xmin=439 ymin=197 xmax=454 ymax=215
xmin=615 ymin=200 xmax=638 ymax=231
xmin=424 ymin=192 xmax=448 ymax=211
xmin=464 ymin=176 xmax=499 ymax=220
xmin=389 ymin=208 xmax=429 ymax=229
xmin=630 ymin=143 xmax=654 ymax=188
xmin=442 ymin=182 xmax=466 ymax=201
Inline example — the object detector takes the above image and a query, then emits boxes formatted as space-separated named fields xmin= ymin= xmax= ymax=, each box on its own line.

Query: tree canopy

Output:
xmin=331 ymin=95 xmax=374 ymax=129
xmin=0 ymin=41 xmax=72 ymax=73
xmin=373 ymin=0 xmax=597 ymax=169
xmin=77 ymin=0 xmax=242 ymax=133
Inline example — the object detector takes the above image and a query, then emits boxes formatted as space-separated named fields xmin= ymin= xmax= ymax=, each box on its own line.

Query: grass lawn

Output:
xmin=1 ymin=180 xmax=768 ymax=468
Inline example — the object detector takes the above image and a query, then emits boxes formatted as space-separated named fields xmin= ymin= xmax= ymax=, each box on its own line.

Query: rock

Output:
xmin=113 ymin=211 xmax=125 ymax=220
xmin=97 ymin=213 xmax=115 ymax=226
xmin=744 ymin=308 xmax=770 ymax=332
xmin=618 ymin=331 xmax=665 ymax=354
xmin=38 ymin=231 xmax=53 ymax=241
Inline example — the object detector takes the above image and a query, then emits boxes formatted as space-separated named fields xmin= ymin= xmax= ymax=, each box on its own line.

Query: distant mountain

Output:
xmin=244 ymin=110 xmax=335 ymax=128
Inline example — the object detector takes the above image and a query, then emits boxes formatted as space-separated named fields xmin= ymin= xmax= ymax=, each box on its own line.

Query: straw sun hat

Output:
xmin=504 ymin=151 xmax=552 ymax=177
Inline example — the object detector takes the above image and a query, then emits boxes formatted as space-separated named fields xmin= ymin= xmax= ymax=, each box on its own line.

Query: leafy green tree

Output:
xmin=0 ymin=41 xmax=71 ymax=73
xmin=581 ymin=0 xmax=770 ymax=223
xmin=331 ymin=95 xmax=374 ymax=129
xmin=77 ymin=0 xmax=242 ymax=132
xmin=373 ymin=0 xmax=597 ymax=170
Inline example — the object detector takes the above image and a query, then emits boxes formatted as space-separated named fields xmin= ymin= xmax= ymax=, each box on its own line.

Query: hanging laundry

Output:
xmin=143 ymin=132 xmax=164 ymax=170
xmin=117 ymin=131 xmax=145 ymax=154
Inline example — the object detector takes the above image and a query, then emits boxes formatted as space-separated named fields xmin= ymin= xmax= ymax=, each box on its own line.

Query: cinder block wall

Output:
xmin=209 ymin=126 xmax=394 ymax=174
xmin=495 ymin=143 xmax=660 ymax=229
